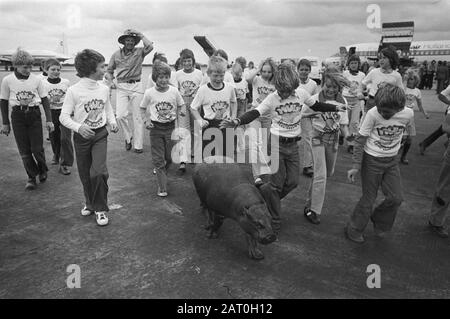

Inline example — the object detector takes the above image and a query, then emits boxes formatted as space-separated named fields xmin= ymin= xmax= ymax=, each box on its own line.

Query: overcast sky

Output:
xmin=0 ymin=0 xmax=449 ymax=65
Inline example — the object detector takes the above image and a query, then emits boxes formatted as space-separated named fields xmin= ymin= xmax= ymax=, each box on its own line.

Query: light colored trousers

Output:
xmin=306 ymin=139 xmax=338 ymax=215
xmin=300 ymin=118 xmax=313 ymax=168
xmin=247 ymin=117 xmax=272 ymax=178
xmin=176 ymin=96 xmax=194 ymax=163
xmin=346 ymin=97 xmax=363 ymax=146
xmin=115 ymin=82 xmax=145 ymax=150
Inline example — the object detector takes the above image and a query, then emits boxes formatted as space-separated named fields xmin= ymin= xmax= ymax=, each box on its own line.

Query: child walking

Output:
xmin=140 ymin=62 xmax=185 ymax=197
xmin=221 ymin=64 xmax=346 ymax=234
xmin=297 ymin=58 xmax=320 ymax=178
xmin=0 ymin=49 xmax=54 ymax=190
xmin=43 ymin=58 xmax=74 ymax=175
xmin=346 ymin=83 xmax=415 ymax=243
xmin=60 ymin=49 xmax=119 ymax=226
xmin=400 ymin=70 xmax=429 ymax=164
xmin=302 ymin=67 xmax=350 ymax=225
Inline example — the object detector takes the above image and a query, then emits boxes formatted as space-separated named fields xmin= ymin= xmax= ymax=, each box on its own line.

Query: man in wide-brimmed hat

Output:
xmin=106 ymin=29 xmax=153 ymax=153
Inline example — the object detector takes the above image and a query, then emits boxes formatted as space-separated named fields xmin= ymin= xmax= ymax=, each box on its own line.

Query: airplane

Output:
xmin=0 ymin=35 xmax=71 ymax=71
xmin=325 ymin=40 xmax=450 ymax=68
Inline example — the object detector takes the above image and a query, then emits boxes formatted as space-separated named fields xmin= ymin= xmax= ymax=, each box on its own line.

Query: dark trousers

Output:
xmin=73 ymin=126 xmax=109 ymax=212
xmin=202 ymin=120 xmax=234 ymax=158
xmin=259 ymin=138 xmax=300 ymax=229
xmin=421 ymin=125 xmax=445 ymax=149
xmin=11 ymin=108 xmax=48 ymax=179
xmin=50 ymin=109 xmax=74 ymax=166
xmin=150 ymin=122 xmax=174 ymax=192
xmin=349 ymin=152 xmax=403 ymax=233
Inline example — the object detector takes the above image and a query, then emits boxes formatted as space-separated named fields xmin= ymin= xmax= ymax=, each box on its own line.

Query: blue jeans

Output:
xmin=429 ymin=140 xmax=450 ymax=226
xmin=348 ymin=152 xmax=404 ymax=233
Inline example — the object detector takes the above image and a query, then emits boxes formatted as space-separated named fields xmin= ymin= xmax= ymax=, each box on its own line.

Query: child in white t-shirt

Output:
xmin=400 ymin=70 xmax=429 ymax=164
xmin=346 ymin=84 xmax=415 ymax=243
xmin=140 ymin=62 xmax=185 ymax=197
xmin=231 ymin=63 xmax=249 ymax=117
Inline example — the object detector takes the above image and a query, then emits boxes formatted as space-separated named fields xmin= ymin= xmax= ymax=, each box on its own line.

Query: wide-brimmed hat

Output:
xmin=118 ymin=31 xmax=140 ymax=45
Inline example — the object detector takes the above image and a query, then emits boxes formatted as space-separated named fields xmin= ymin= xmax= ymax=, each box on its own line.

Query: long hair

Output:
xmin=380 ymin=46 xmax=400 ymax=70
xmin=321 ymin=65 xmax=351 ymax=92
xmin=258 ymin=57 xmax=277 ymax=84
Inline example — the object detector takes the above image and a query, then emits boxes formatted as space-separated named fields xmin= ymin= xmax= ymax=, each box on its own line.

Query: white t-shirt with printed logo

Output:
xmin=404 ymin=87 xmax=421 ymax=110
xmin=190 ymin=83 xmax=237 ymax=120
xmin=251 ymin=76 xmax=276 ymax=108
xmin=359 ymin=106 xmax=415 ymax=157
xmin=298 ymin=78 xmax=319 ymax=96
xmin=232 ymin=78 xmax=249 ymax=101
xmin=256 ymin=89 xmax=314 ymax=138
xmin=362 ymin=68 xmax=403 ymax=97
xmin=43 ymin=78 xmax=70 ymax=110
xmin=0 ymin=73 xmax=47 ymax=107
xmin=440 ymin=85 xmax=450 ymax=114
xmin=175 ymin=69 xmax=203 ymax=98
xmin=342 ymin=70 xmax=365 ymax=98
xmin=140 ymin=86 xmax=184 ymax=123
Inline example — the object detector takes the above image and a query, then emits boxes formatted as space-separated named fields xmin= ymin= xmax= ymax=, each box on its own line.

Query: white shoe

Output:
xmin=153 ymin=168 xmax=157 ymax=175
xmin=81 ymin=206 xmax=93 ymax=216
xmin=95 ymin=211 xmax=109 ymax=226
xmin=157 ymin=191 xmax=168 ymax=197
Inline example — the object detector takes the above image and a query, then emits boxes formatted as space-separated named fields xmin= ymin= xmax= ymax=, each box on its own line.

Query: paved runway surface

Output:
xmin=0 ymin=86 xmax=449 ymax=298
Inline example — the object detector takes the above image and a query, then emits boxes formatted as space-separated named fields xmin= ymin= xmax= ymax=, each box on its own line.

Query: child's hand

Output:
xmin=110 ymin=123 xmax=119 ymax=133
xmin=0 ymin=124 xmax=10 ymax=136
xmin=46 ymin=121 xmax=54 ymax=133
xmin=78 ymin=124 xmax=95 ymax=139
xmin=144 ymin=120 xmax=154 ymax=130
xmin=219 ymin=118 xmax=238 ymax=129
xmin=347 ymin=168 xmax=359 ymax=183
xmin=199 ymin=119 xmax=209 ymax=128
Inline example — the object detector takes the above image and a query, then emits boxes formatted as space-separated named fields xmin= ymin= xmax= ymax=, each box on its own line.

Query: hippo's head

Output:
xmin=239 ymin=203 xmax=276 ymax=245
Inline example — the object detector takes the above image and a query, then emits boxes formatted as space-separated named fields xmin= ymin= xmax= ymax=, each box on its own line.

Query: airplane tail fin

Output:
xmin=55 ymin=34 xmax=68 ymax=56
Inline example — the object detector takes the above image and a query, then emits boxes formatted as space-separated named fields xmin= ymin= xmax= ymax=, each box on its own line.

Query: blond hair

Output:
xmin=375 ymin=83 xmax=405 ymax=111
xmin=321 ymin=65 xmax=350 ymax=92
xmin=274 ymin=63 xmax=299 ymax=94
xmin=207 ymin=55 xmax=227 ymax=74
xmin=403 ymin=69 xmax=420 ymax=88
xmin=11 ymin=49 xmax=33 ymax=66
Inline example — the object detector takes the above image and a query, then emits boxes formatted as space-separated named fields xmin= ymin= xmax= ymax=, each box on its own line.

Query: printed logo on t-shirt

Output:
xmin=211 ymin=101 xmax=229 ymax=119
xmin=83 ymin=99 xmax=105 ymax=128
xmin=274 ymin=102 xmax=302 ymax=130
xmin=314 ymin=112 xmax=341 ymax=133
xmin=405 ymin=94 xmax=417 ymax=108
xmin=374 ymin=125 xmax=406 ymax=151
xmin=348 ymin=81 xmax=359 ymax=96
xmin=16 ymin=91 xmax=36 ymax=106
xmin=180 ymin=80 xmax=198 ymax=97
xmin=48 ymin=88 xmax=66 ymax=107
xmin=236 ymin=88 xmax=246 ymax=100
xmin=155 ymin=101 xmax=176 ymax=122
xmin=256 ymin=86 xmax=275 ymax=104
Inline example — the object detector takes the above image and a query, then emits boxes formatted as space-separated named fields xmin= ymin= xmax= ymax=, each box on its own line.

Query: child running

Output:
xmin=60 ymin=49 xmax=119 ymax=226
xmin=140 ymin=62 xmax=185 ymax=197
xmin=0 ymin=49 xmax=54 ymax=190
xmin=42 ymin=58 xmax=74 ymax=175
xmin=346 ymin=83 xmax=415 ymax=243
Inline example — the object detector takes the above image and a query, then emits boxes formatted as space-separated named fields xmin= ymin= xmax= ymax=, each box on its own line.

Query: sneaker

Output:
xmin=302 ymin=167 xmax=314 ymax=178
xmin=157 ymin=191 xmax=168 ymax=197
xmin=428 ymin=221 xmax=449 ymax=238
xmin=178 ymin=162 xmax=186 ymax=173
xmin=81 ymin=206 xmax=93 ymax=216
xmin=59 ymin=165 xmax=71 ymax=175
xmin=134 ymin=148 xmax=143 ymax=154
xmin=153 ymin=168 xmax=157 ymax=175
xmin=25 ymin=177 xmax=37 ymax=190
xmin=345 ymin=225 xmax=365 ymax=243
xmin=419 ymin=142 xmax=426 ymax=155
xmin=51 ymin=156 xmax=59 ymax=165
xmin=347 ymin=145 xmax=354 ymax=154
xmin=254 ymin=177 xmax=264 ymax=187
xmin=125 ymin=138 xmax=132 ymax=151
xmin=95 ymin=211 xmax=109 ymax=226
xmin=304 ymin=207 xmax=320 ymax=224
xmin=38 ymin=172 xmax=47 ymax=183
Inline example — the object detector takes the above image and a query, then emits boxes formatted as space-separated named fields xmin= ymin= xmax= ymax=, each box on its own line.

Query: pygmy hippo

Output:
xmin=192 ymin=163 xmax=276 ymax=260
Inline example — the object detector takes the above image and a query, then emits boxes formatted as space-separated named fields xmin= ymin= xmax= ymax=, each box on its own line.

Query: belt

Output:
xmin=12 ymin=105 xmax=39 ymax=111
xmin=279 ymin=136 xmax=301 ymax=144
xmin=120 ymin=79 xmax=140 ymax=84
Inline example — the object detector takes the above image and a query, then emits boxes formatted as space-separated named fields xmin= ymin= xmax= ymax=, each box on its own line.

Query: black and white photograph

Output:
xmin=0 ymin=0 xmax=449 ymax=303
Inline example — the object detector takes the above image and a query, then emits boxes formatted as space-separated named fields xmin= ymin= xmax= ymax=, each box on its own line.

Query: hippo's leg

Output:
xmin=246 ymin=234 xmax=264 ymax=260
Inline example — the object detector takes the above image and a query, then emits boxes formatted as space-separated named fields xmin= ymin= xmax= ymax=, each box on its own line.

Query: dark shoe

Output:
xmin=125 ymin=138 xmax=132 ymax=151
xmin=302 ymin=167 xmax=314 ymax=178
xmin=304 ymin=207 xmax=320 ymax=224
xmin=38 ymin=172 xmax=47 ymax=183
xmin=347 ymin=145 xmax=354 ymax=154
xmin=419 ymin=142 xmax=425 ymax=155
xmin=178 ymin=162 xmax=186 ymax=173
xmin=59 ymin=165 xmax=71 ymax=175
xmin=25 ymin=178 xmax=37 ymax=190
xmin=51 ymin=156 xmax=59 ymax=165
xmin=339 ymin=135 xmax=344 ymax=145
xmin=400 ymin=157 xmax=409 ymax=165
xmin=345 ymin=225 xmax=365 ymax=243
xmin=428 ymin=221 xmax=449 ymax=238
xmin=134 ymin=148 xmax=143 ymax=154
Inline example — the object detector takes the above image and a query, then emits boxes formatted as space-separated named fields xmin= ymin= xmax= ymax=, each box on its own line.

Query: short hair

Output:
xmin=403 ymin=69 xmax=420 ymax=88
xmin=74 ymin=49 xmax=105 ymax=78
xmin=231 ymin=63 xmax=243 ymax=75
xmin=11 ymin=49 xmax=33 ymax=66
xmin=151 ymin=62 xmax=172 ymax=82
xmin=213 ymin=49 xmax=228 ymax=62
xmin=297 ymin=58 xmax=312 ymax=71
xmin=235 ymin=56 xmax=246 ymax=69
xmin=380 ymin=46 xmax=399 ymax=70
xmin=321 ymin=65 xmax=350 ymax=91
xmin=207 ymin=55 xmax=227 ymax=74
xmin=258 ymin=57 xmax=277 ymax=83
xmin=347 ymin=54 xmax=361 ymax=67
xmin=274 ymin=63 xmax=299 ymax=94
xmin=375 ymin=83 xmax=405 ymax=111
xmin=44 ymin=58 xmax=61 ymax=71
xmin=179 ymin=48 xmax=195 ymax=65
xmin=152 ymin=52 xmax=168 ymax=64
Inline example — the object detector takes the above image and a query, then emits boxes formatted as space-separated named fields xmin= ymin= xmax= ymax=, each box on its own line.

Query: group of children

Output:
xmin=1 ymin=44 xmax=449 ymax=242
